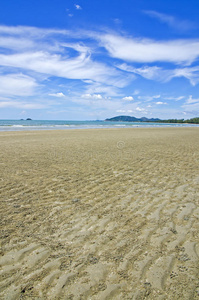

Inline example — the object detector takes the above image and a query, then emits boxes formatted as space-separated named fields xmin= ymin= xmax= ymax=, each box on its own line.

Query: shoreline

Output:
xmin=1 ymin=120 xmax=199 ymax=133
xmin=0 ymin=125 xmax=199 ymax=135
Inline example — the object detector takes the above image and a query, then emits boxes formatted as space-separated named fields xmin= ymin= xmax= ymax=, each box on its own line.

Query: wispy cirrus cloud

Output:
xmin=0 ymin=101 xmax=46 ymax=109
xmin=0 ymin=51 xmax=114 ymax=84
xmin=0 ymin=24 xmax=199 ymax=119
xmin=138 ymin=94 xmax=161 ymax=102
xmin=182 ymin=95 xmax=199 ymax=115
xmin=144 ymin=10 xmax=195 ymax=32
xmin=171 ymin=66 xmax=199 ymax=86
xmin=0 ymin=25 xmax=70 ymax=38
xmin=165 ymin=96 xmax=185 ymax=101
xmin=185 ymin=95 xmax=199 ymax=104
xmin=83 ymin=82 xmax=122 ymax=97
xmin=118 ymin=64 xmax=162 ymax=80
xmin=0 ymin=26 xmax=131 ymax=98
xmin=0 ymin=74 xmax=38 ymax=96
xmin=99 ymin=33 xmax=199 ymax=65
xmin=1 ymin=25 xmax=199 ymax=94
xmin=118 ymin=63 xmax=199 ymax=86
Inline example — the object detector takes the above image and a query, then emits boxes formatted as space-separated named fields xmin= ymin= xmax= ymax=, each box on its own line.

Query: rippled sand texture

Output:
xmin=0 ymin=128 xmax=199 ymax=300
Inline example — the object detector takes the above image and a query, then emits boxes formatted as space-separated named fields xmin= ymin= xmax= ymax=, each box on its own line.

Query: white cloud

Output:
xmin=0 ymin=29 xmax=131 ymax=90
xmin=0 ymin=51 xmax=123 ymax=87
xmin=0 ymin=37 xmax=35 ymax=51
xmin=175 ymin=96 xmax=185 ymax=101
xmin=81 ymin=94 xmax=103 ymax=99
xmin=75 ymin=4 xmax=82 ymax=10
xmin=0 ymin=101 xmax=46 ymax=109
xmin=49 ymin=92 xmax=65 ymax=97
xmin=1 ymin=24 xmax=199 ymax=119
xmin=182 ymin=96 xmax=199 ymax=114
xmin=138 ymin=94 xmax=161 ymax=102
xmin=113 ymin=19 xmax=122 ymax=25
xmin=100 ymin=33 xmax=199 ymax=64
xmin=118 ymin=63 xmax=199 ymax=86
xmin=118 ymin=63 xmax=165 ymax=81
xmin=84 ymin=82 xmax=122 ymax=97
xmin=171 ymin=67 xmax=199 ymax=86
xmin=0 ymin=25 xmax=69 ymax=36
xmin=70 ymin=94 xmax=142 ymax=116
xmin=186 ymin=95 xmax=199 ymax=104
xmin=122 ymin=96 xmax=134 ymax=101
xmin=0 ymin=74 xmax=37 ymax=96
xmin=93 ymin=94 xmax=103 ymax=99
xmin=165 ymin=96 xmax=185 ymax=101
xmin=156 ymin=101 xmax=167 ymax=105
xmin=1 ymin=25 xmax=199 ymax=66
xmin=115 ymin=109 xmax=133 ymax=113
xmin=116 ymin=110 xmax=126 ymax=113
xmin=137 ymin=66 xmax=161 ymax=80
xmin=136 ymin=107 xmax=145 ymax=111
xmin=133 ymin=89 xmax=140 ymax=95
xmin=144 ymin=11 xmax=194 ymax=31
xmin=0 ymin=96 xmax=10 ymax=101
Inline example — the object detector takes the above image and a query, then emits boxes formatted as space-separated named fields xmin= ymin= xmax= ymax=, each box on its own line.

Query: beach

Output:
xmin=0 ymin=127 xmax=199 ymax=299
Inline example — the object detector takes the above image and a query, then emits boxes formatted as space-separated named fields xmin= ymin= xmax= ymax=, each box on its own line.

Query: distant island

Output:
xmin=26 ymin=118 xmax=32 ymax=120
xmin=105 ymin=115 xmax=199 ymax=124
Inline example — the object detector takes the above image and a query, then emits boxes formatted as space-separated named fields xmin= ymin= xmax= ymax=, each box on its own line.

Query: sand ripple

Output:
xmin=0 ymin=128 xmax=199 ymax=299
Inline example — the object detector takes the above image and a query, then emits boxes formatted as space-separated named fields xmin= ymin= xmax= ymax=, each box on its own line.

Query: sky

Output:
xmin=1 ymin=0 xmax=199 ymax=120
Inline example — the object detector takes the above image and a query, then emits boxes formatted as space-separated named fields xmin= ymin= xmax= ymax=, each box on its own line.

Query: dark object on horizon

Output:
xmin=105 ymin=115 xmax=160 ymax=122
xmin=20 ymin=119 xmax=24 ymax=120
xmin=26 ymin=118 xmax=32 ymax=120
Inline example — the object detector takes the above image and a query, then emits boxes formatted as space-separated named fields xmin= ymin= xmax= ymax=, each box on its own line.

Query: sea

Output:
xmin=0 ymin=119 xmax=198 ymax=131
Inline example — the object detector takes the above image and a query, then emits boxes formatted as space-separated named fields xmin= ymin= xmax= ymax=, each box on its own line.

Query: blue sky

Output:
xmin=1 ymin=0 xmax=199 ymax=120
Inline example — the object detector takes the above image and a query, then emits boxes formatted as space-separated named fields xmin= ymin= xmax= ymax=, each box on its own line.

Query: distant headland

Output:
xmin=105 ymin=115 xmax=199 ymax=124
xmin=105 ymin=116 xmax=160 ymax=122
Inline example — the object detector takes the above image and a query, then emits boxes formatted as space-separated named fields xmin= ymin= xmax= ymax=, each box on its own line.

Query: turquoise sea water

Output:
xmin=0 ymin=119 xmax=198 ymax=131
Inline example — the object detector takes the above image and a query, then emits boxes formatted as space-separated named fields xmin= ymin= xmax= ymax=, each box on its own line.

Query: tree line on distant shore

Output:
xmin=152 ymin=117 xmax=199 ymax=124
xmin=106 ymin=115 xmax=199 ymax=124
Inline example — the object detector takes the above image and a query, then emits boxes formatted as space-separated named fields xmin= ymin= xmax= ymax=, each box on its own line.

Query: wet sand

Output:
xmin=0 ymin=128 xmax=199 ymax=299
